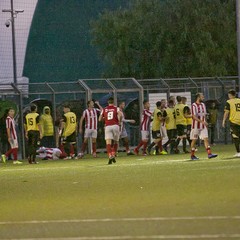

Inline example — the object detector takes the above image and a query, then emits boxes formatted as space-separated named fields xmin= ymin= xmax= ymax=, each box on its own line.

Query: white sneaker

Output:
xmin=233 ymin=153 xmax=240 ymax=157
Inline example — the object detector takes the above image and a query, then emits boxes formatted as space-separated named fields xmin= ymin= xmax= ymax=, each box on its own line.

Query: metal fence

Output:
xmin=0 ymin=76 xmax=237 ymax=158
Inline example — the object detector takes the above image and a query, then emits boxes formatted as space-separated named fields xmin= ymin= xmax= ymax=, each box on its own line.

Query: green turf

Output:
xmin=0 ymin=144 xmax=240 ymax=239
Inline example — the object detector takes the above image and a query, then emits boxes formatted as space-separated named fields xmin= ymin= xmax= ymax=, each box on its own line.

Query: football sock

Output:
xmin=158 ymin=140 xmax=163 ymax=152
xmin=136 ymin=141 xmax=144 ymax=150
xmin=206 ymin=146 xmax=212 ymax=155
xmin=183 ymin=138 xmax=187 ymax=151
xmin=233 ymin=138 xmax=240 ymax=152
xmin=12 ymin=148 xmax=18 ymax=160
xmin=92 ymin=142 xmax=96 ymax=153
xmin=191 ymin=148 xmax=195 ymax=156
xmin=148 ymin=142 xmax=155 ymax=151
xmin=81 ymin=142 xmax=87 ymax=153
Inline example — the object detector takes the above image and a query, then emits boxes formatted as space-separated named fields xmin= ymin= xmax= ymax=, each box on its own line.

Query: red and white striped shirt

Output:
xmin=141 ymin=109 xmax=152 ymax=131
xmin=6 ymin=116 xmax=17 ymax=140
xmin=191 ymin=102 xmax=207 ymax=130
xmin=83 ymin=108 xmax=100 ymax=130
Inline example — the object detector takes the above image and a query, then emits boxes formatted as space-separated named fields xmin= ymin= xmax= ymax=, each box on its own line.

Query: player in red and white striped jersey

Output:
xmin=134 ymin=100 xmax=152 ymax=155
xmin=37 ymin=147 xmax=63 ymax=160
xmin=190 ymin=93 xmax=217 ymax=160
xmin=79 ymin=100 xmax=102 ymax=158
xmin=1 ymin=108 xmax=22 ymax=164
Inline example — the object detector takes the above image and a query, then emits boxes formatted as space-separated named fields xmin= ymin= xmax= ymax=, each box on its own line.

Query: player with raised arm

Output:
xmin=78 ymin=100 xmax=102 ymax=158
xmin=99 ymin=97 xmax=122 ymax=164
xmin=190 ymin=93 xmax=217 ymax=160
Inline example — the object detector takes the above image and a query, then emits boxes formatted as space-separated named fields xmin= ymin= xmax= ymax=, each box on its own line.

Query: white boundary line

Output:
xmin=0 ymin=216 xmax=240 ymax=225
xmin=7 ymin=234 xmax=240 ymax=239
xmin=1 ymin=157 xmax=240 ymax=172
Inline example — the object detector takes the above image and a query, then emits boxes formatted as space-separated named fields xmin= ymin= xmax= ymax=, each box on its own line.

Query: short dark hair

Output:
xmin=168 ymin=99 xmax=174 ymax=106
xmin=30 ymin=104 xmax=37 ymax=112
xmin=108 ymin=97 xmax=114 ymax=104
xmin=63 ymin=104 xmax=70 ymax=109
xmin=228 ymin=89 xmax=236 ymax=96
xmin=176 ymin=96 xmax=182 ymax=103
xmin=156 ymin=101 xmax=161 ymax=107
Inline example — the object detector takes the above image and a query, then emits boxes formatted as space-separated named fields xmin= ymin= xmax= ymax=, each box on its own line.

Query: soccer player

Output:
xmin=222 ymin=89 xmax=240 ymax=157
xmin=99 ymin=97 xmax=122 ymax=164
xmin=37 ymin=147 xmax=63 ymax=160
xmin=162 ymin=99 xmax=177 ymax=154
xmin=59 ymin=104 xmax=77 ymax=159
xmin=1 ymin=108 xmax=22 ymax=164
xmin=174 ymin=96 xmax=188 ymax=153
xmin=78 ymin=100 xmax=102 ymax=158
xmin=182 ymin=96 xmax=192 ymax=146
xmin=118 ymin=101 xmax=135 ymax=155
xmin=134 ymin=100 xmax=152 ymax=155
xmin=24 ymin=104 xmax=42 ymax=164
xmin=190 ymin=93 xmax=217 ymax=160
xmin=147 ymin=101 xmax=163 ymax=155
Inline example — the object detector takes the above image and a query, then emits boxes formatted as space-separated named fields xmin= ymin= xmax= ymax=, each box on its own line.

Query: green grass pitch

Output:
xmin=0 ymin=144 xmax=240 ymax=239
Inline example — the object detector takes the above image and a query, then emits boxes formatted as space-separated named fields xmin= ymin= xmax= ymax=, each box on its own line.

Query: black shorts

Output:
xmin=176 ymin=124 xmax=187 ymax=136
xmin=27 ymin=130 xmax=40 ymax=147
xmin=152 ymin=130 xmax=161 ymax=139
xmin=167 ymin=129 xmax=177 ymax=140
xmin=62 ymin=132 xmax=76 ymax=144
xmin=230 ymin=122 xmax=240 ymax=138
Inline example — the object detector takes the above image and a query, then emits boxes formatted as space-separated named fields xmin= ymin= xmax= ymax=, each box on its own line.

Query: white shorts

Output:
xmin=9 ymin=138 xmax=18 ymax=149
xmin=105 ymin=125 xmax=120 ymax=141
xmin=190 ymin=128 xmax=208 ymax=140
xmin=141 ymin=130 xmax=150 ymax=141
xmin=84 ymin=129 xmax=97 ymax=139
xmin=120 ymin=127 xmax=128 ymax=139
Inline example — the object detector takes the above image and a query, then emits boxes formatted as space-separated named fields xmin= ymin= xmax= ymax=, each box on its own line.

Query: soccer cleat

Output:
xmin=1 ymin=154 xmax=6 ymax=163
xmin=160 ymin=150 xmax=168 ymax=155
xmin=13 ymin=160 xmax=23 ymax=165
xmin=134 ymin=148 xmax=139 ymax=155
xmin=208 ymin=153 xmax=218 ymax=159
xmin=233 ymin=153 xmax=240 ymax=158
xmin=191 ymin=155 xmax=199 ymax=160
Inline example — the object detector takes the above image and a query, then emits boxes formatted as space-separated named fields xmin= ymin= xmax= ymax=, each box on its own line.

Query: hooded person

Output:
xmin=40 ymin=106 xmax=55 ymax=147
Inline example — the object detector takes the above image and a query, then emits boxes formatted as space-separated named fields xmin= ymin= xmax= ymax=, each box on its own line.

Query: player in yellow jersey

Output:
xmin=147 ymin=101 xmax=162 ymax=154
xmin=174 ymin=96 xmax=188 ymax=153
xmin=182 ymin=97 xmax=192 ymax=147
xmin=24 ymin=104 xmax=42 ymax=164
xmin=162 ymin=99 xmax=177 ymax=154
xmin=222 ymin=89 xmax=240 ymax=157
xmin=60 ymin=104 xmax=77 ymax=159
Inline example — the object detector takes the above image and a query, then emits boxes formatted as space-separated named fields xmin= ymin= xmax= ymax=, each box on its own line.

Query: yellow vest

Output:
xmin=152 ymin=108 xmax=161 ymax=131
xmin=40 ymin=114 xmax=54 ymax=136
